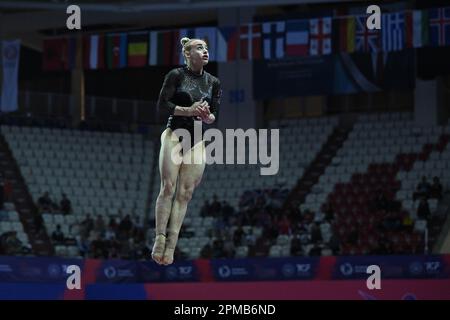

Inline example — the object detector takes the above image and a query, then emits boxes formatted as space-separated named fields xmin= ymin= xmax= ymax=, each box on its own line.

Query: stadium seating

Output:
xmin=1 ymin=125 xmax=155 ymax=257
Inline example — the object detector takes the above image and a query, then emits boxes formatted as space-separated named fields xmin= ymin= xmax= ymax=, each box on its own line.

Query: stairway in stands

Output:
xmin=282 ymin=124 xmax=353 ymax=211
xmin=0 ymin=134 xmax=53 ymax=256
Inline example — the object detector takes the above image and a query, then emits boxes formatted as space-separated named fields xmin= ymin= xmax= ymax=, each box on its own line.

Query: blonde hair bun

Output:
xmin=180 ymin=37 xmax=190 ymax=47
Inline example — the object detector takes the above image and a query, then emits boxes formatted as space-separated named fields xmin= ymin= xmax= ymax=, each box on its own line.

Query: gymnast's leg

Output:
xmin=162 ymin=140 xmax=206 ymax=265
xmin=152 ymin=128 xmax=182 ymax=264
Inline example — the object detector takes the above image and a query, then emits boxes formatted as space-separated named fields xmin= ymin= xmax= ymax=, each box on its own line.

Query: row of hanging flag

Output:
xmin=43 ymin=6 xmax=450 ymax=71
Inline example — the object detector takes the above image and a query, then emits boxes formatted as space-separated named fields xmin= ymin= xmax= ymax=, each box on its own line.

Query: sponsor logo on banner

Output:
xmin=340 ymin=263 xmax=372 ymax=277
xmin=282 ymin=264 xmax=296 ymax=277
xmin=409 ymin=262 xmax=423 ymax=275
xmin=104 ymin=266 xmax=117 ymax=279
xmin=165 ymin=265 xmax=194 ymax=280
xmin=340 ymin=263 xmax=354 ymax=276
xmin=103 ymin=265 xmax=134 ymax=279
xmin=425 ymin=261 xmax=441 ymax=274
xmin=166 ymin=267 xmax=178 ymax=280
xmin=179 ymin=266 xmax=193 ymax=278
xmin=282 ymin=263 xmax=312 ymax=278
xmin=0 ymin=264 xmax=13 ymax=273
xmin=217 ymin=265 xmax=249 ymax=279
xmin=48 ymin=264 xmax=61 ymax=278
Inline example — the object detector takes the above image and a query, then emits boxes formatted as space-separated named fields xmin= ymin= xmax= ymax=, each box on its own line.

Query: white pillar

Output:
xmin=217 ymin=7 xmax=258 ymax=131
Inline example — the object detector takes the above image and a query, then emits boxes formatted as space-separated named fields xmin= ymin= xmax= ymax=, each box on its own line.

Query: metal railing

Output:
xmin=15 ymin=91 xmax=165 ymax=126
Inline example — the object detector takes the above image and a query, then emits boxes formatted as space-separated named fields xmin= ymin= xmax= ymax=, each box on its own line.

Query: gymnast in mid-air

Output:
xmin=151 ymin=37 xmax=222 ymax=265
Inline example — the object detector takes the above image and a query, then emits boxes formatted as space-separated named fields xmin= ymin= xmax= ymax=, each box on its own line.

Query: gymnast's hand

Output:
xmin=189 ymin=100 xmax=209 ymax=118
xmin=196 ymin=100 xmax=215 ymax=124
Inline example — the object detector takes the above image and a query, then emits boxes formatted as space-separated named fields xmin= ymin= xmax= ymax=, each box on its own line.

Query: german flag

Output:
xmin=332 ymin=16 xmax=355 ymax=53
xmin=128 ymin=32 xmax=148 ymax=67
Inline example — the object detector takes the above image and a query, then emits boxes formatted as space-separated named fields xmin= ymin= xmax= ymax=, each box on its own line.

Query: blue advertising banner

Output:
xmin=0 ymin=256 xmax=199 ymax=283
xmin=138 ymin=261 xmax=199 ymax=283
xmin=333 ymin=255 xmax=449 ymax=280
xmin=0 ymin=256 xmax=83 ymax=283
xmin=211 ymin=257 xmax=319 ymax=281
xmin=0 ymin=255 xmax=448 ymax=284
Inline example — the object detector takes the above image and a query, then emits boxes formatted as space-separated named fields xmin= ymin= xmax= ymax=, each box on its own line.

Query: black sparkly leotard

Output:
xmin=156 ymin=66 xmax=222 ymax=149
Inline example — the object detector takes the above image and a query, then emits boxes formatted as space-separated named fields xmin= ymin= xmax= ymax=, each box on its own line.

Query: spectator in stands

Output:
xmin=290 ymin=235 xmax=303 ymax=256
xmin=278 ymin=214 xmax=291 ymax=235
xmin=108 ymin=216 xmax=118 ymax=232
xmin=221 ymin=200 xmax=235 ymax=221
xmin=233 ymin=225 xmax=244 ymax=247
xmin=244 ymin=228 xmax=256 ymax=247
xmin=414 ymin=176 xmax=431 ymax=201
xmin=51 ymin=224 xmax=65 ymax=244
xmin=328 ymin=233 xmax=340 ymax=255
xmin=430 ymin=176 xmax=443 ymax=200
xmin=310 ymin=222 xmax=322 ymax=244
xmin=80 ymin=214 xmax=94 ymax=238
xmin=323 ymin=203 xmax=335 ymax=222
xmin=212 ymin=239 xmax=225 ymax=258
xmin=200 ymin=243 xmax=212 ymax=258
xmin=4 ymin=231 xmax=23 ymax=255
xmin=34 ymin=213 xmax=44 ymax=236
xmin=60 ymin=193 xmax=72 ymax=215
xmin=132 ymin=215 xmax=144 ymax=238
xmin=298 ymin=225 xmax=311 ymax=245
xmin=37 ymin=192 xmax=53 ymax=212
xmin=223 ymin=233 xmax=236 ymax=258
xmin=94 ymin=215 xmax=106 ymax=236
xmin=118 ymin=214 xmax=133 ymax=239
xmin=314 ymin=210 xmax=325 ymax=223
xmin=252 ymin=236 xmax=270 ymax=257
xmin=401 ymin=212 xmax=414 ymax=231
xmin=75 ymin=234 xmax=90 ymax=258
xmin=210 ymin=194 xmax=222 ymax=217
xmin=417 ymin=197 xmax=431 ymax=220
xmin=91 ymin=234 xmax=108 ymax=259
xmin=104 ymin=226 xmax=116 ymax=241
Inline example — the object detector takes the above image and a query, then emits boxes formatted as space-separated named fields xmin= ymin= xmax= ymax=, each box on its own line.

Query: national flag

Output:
xmin=106 ymin=33 xmax=127 ymax=69
xmin=148 ymin=30 xmax=174 ymax=66
xmin=217 ymin=26 xmax=238 ymax=62
xmin=382 ymin=12 xmax=405 ymax=52
xmin=355 ymin=16 xmax=381 ymax=52
xmin=1 ymin=40 xmax=20 ymax=112
xmin=43 ymin=38 xmax=66 ymax=71
xmin=127 ymin=32 xmax=148 ymax=67
xmin=239 ymin=23 xmax=262 ymax=60
xmin=285 ymin=19 xmax=309 ymax=57
xmin=333 ymin=17 xmax=355 ymax=53
xmin=429 ymin=7 xmax=450 ymax=47
xmin=405 ymin=10 xmax=429 ymax=48
xmin=262 ymin=21 xmax=285 ymax=59
xmin=83 ymin=34 xmax=105 ymax=69
xmin=309 ymin=17 xmax=332 ymax=55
